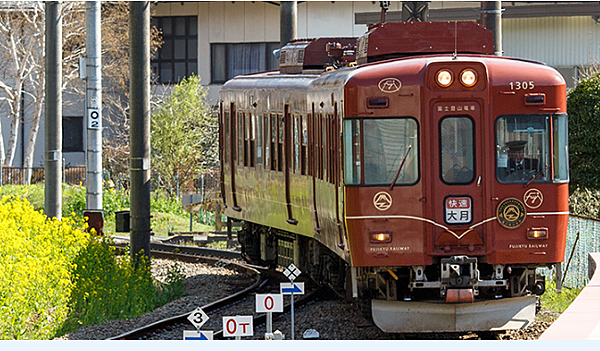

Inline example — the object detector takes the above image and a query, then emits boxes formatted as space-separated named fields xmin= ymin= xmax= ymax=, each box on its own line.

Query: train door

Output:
xmin=284 ymin=104 xmax=297 ymax=224
xmin=229 ymin=102 xmax=240 ymax=211
xmin=310 ymin=104 xmax=321 ymax=231
xmin=333 ymin=102 xmax=346 ymax=249
xmin=429 ymin=101 xmax=486 ymax=254
xmin=219 ymin=102 xmax=226 ymax=206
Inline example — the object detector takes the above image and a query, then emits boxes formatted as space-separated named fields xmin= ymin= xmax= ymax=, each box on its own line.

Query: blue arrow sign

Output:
xmin=183 ymin=330 xmax=213 ymax=340
xmin=282 ymin=285 xmax=302 ymax=294
xmin=280 ymin=282 xmax=305 ymax=295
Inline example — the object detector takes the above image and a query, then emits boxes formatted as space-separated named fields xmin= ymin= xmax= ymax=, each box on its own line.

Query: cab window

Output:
xmin=344 ymin=118 xmax=419 ymax=186
xmin=496 ymin=114 xmax=551 ymax=183
xmin=440 ymin=117 xmax=475 ymax=184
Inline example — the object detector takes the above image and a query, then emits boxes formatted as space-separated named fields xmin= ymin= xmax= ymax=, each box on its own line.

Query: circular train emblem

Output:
xmin=373 ymin=191 xmax=393 ymax=211
xmin=497 ymin=198 xmax=527 ymax=229
xmin=378 ymin=78 xmax=402 ymax=93
xmin=523 ymin=188 xmax=544 ymax=209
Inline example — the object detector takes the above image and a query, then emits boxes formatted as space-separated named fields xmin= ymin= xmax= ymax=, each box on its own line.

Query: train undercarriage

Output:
xmin=237 ymin=221 xmax=547 ymax=333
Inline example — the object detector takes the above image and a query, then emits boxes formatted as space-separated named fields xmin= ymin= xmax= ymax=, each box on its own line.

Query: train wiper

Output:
xmin=390 ymin=145 xmax=412 ymax=191
xmin=524 ymin=164 xmax=550 ymax=188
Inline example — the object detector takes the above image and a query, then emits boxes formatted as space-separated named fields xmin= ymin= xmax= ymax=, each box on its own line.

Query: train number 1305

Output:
xmin=509 ymin=81 xmax=535 ymax=90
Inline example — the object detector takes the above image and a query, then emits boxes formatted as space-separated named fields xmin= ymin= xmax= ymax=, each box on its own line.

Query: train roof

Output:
xmin=221 ymin=52 xmax=563 ymax=94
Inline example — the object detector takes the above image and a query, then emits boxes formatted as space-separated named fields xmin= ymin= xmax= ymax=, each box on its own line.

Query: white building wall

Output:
xmin=504 ymin=16 xmax=600 ymax=67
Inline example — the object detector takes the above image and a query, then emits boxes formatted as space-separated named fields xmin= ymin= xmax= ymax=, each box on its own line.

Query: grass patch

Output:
xmin=540 ymin=280 xmax=583 ymax=314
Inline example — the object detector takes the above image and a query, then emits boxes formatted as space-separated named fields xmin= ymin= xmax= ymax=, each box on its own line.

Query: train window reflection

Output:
xmin=553 ymin=113 xmax=569 ymax=182
xmin=344 ymin=118 xmax=419 ymax=186
xmin=496 ymin=114 xmax=550 ymax=183
xmin=441 ymin=117 xmax=474 ymax=184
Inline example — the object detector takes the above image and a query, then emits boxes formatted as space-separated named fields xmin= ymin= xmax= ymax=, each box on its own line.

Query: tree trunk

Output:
xmin=24 ymin=92 xmax=43 ymax=185
xmin=5 ymin=80 xmax=23 ymax=167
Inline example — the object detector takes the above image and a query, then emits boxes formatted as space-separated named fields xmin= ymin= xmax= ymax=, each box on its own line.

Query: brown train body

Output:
xmin=219 ymin=21 xmax=568 ymax=333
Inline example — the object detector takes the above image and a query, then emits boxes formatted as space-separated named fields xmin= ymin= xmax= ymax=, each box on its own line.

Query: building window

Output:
xmin=211 ymin=42 xmax=280 ymax=84
xmin=152 ymin=16 xmax=198 ymax=84
xmin=63 ymin=116 xmax=83 ymax=152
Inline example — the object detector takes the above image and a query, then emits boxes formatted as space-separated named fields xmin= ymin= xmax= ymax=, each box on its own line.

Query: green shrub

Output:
xmin=57 ymin=239 xmax=184 ymax=335
xmin=0 ymin=195 xmax=185 ymax=339
xmin=567 ymin=73 xmax=600 ymax=190
xmin=569 ymin=186 xmax=600 ymax=218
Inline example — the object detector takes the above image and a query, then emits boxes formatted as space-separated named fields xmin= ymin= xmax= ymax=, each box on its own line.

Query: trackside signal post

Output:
xmin=281 ymin=264 xmax=304 ymax=340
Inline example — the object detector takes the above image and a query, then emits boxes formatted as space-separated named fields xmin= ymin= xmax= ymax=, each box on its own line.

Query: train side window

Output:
xmin=264 ymin=114 xmax=270 ymax=169
xmin=343 ymin=119 xmax=361 ymax=184
xmin=323 ymin=115 xmax=329 ymax=181
xmin=244 ymin=113 xmax=250 ymax=167
xmin=496 ymin=114 xmax=551 ymax=183
xmin=301 ymin=115 xmax=308 ymax=175
xmin=553 ymin=113 xmax=569 ymax=182
xmin=316 ymin=113 xmax=324 ymax=180
xmin=278 ymin=114 xmax=284 ymax=172
xmin=249 ymin=113 xmax=256 ymax=167
xmin=224 ymin=111 xmax=229 ymax=163
xmin=237 ymin=112 xmax=244 ymax=166
xmin=294 ymin=115 xmax=300 ymax=173
xmin=271 ymin=113 xmax=277 ymax=171
xmin=440 ymin=117 xmax=475 ymax=184
xmin=256 ymin=114 xmax=263 ymax=167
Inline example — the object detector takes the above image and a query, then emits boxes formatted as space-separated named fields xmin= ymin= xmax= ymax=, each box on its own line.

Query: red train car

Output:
xmin=219 ymin=21 xmax=568 ymax=333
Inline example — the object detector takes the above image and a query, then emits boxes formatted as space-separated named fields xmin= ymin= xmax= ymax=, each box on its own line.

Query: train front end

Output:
xmin=342 ymin=22 xmax=568 ymax=332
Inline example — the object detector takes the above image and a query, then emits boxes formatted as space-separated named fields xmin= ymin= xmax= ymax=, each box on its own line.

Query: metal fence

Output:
xmin=1 ymin=166 xmax=86 ymax=186
xmin=559 ymin=215 xmax=600 ymax=288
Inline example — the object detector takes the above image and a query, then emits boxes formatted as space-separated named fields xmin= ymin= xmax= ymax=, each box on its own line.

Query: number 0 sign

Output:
xmin=255 ymin=294 xmax=284 ymax=313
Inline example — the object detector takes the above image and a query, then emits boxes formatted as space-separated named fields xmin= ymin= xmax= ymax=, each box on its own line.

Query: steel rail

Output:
xmin=107 ymin=257 xmax=263 ymax=340
xmin=213 ymin=285 xmax=328 ymax=340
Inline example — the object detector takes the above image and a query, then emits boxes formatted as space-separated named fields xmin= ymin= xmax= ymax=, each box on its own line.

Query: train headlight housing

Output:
xmin=371 ymin=232 xmax=392 ymax=243
xmin=460 ymin=69 xmax=478 ymax=87
xmin=527 ymin=228 xmax=548 ymax=240
xmin=436 ymin=69 xmax=453 ymax=88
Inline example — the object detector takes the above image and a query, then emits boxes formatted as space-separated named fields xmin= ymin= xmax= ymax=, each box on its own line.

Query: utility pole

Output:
xmin=481 ymin=1 xmax=503 ymax=56
xmin=280 ymin=1 xmax=297 ymax=48
xmin=84 ymin=1 xmax=104 ymax=233
xmin=129 ymin=1 xmax=151 ymax=263
xmin=45 ymin=1 xmax=62 ymax=220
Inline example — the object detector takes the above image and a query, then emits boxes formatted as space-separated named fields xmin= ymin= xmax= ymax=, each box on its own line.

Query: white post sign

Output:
xmin=88 ymin=108 xmax=101 ymax=129
xmin=256 ymin=294 xmax=283 ymax=339
xmin=256 ymin=294 xmax=284 ymax=313
xmin=223 ymin=316 xmax=253 ymax=338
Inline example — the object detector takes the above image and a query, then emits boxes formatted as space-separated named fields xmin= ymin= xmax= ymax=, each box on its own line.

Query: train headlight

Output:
xmin=435 ymin=69 xmax=453 ymax=88
xmin=527 ymin=228 xmax=548 ymax=240
xmin=371 ymin=232 xmax=392 ymax=243
xmin=460 ymin=69 xmax=478 ymax=87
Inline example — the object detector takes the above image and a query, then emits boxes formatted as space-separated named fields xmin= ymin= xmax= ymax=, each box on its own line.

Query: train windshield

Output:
xmin=343 ymin=118 xmax=419 ymax=186
xmin=496 ymin=114 xmax=568 ymax=183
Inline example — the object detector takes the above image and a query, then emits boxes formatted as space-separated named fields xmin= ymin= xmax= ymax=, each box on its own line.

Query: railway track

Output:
xmin=107 ymin=236 xmax=323 ymax=340
xmin=98 ymin=236 xmax=554 ymax=340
